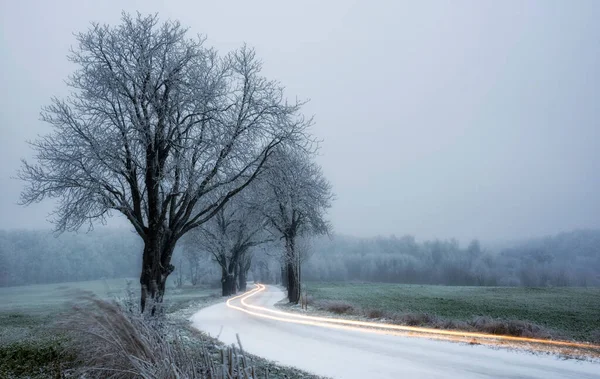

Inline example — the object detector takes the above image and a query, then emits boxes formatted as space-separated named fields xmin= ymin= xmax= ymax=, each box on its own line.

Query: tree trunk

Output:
xmin=238 ymin=254 xmax=251 ymax=291
xmin=234 ymin=260 xmax=240 ymax=292
xmin=140 ymin=235 xmax=176 ymax=314
xmin=238 ymin=269 xmax=247 ymax=292
xmin=221 ymin=262 xmax=238 ymax=297
xmin=285 ymin=236 xmax=300 ymax=303
xmin=287 ymin=262 xmax=299 ymax=303
xmin=222 ymin=273 xmax=237 ymax=296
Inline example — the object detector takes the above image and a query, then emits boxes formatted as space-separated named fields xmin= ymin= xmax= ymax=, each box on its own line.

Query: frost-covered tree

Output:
xmin=18 ymin=13 xmax=312 ymax=312
xmin=187 ymin=191 xmax=269 ymax=296
xmin=259 ymin=149 xmax=333 ymax=303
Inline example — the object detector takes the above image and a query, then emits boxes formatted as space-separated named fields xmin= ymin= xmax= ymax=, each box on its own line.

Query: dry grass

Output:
xmin=57 ymin=295 xmax=260 ymax=379
xmin=386 ymin=311 xmax=553 ymax=339
xmin=311 ymin=301 xmax=555 ymax=340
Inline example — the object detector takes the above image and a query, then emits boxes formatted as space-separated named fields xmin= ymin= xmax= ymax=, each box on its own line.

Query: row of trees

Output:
xmin=181 ymin=148 xmax=332 ymax=300
xmin=18 ymin=13 xmax=332 ymax=311
xmin=302 ymin=230 xmax=600 ymax=287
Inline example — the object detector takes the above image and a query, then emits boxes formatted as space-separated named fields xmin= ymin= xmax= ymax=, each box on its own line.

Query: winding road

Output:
xmin=190 ymin=284 xmax=599 ymax=379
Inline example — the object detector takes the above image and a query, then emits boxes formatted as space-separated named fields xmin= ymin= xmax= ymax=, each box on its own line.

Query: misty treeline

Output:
xmin=2 ymin=228 xmax=599 ymax=288
xmin=0 ymin=227 xmax=288 ymax=289
xmin=0 ymin=229 xmax=141 ymax=287
xmin=303 ymin=230 xmax=600 ymax=287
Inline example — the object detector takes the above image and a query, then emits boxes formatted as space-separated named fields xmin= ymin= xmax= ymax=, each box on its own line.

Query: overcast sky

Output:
xmin=1 ymin=0 xmax=599 ymax=243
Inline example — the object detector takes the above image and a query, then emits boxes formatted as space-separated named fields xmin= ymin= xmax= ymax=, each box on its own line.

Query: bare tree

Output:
xmin=182 ymin=247 xmax=202 ymax=286
xmin=188 ymin=192 xmax=270 ymax=296
xmin=18 ymin=13 xmax=312 ymax=312
xmin=259 ymin=149 xmax=333 ymax=303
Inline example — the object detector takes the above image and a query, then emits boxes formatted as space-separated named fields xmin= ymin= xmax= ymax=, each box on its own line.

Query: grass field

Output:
xmin=305 ymin=282 xmax=600 ymax=342
xmin=0 ymin=278 xmax=221 ymax=378
xmin=0 ymin=278 xmax=221 ymax=343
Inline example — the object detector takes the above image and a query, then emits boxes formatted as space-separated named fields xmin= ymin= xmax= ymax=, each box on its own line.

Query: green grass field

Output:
xmin=305 ymin=282 xmax=600 ymax=342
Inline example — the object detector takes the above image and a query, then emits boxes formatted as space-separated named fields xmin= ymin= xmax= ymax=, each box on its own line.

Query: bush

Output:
xmin=469 ymin=316 xmax=551 ymax=339
xmin=398 ymin=313 xmax=437 ymax=326
xmin=437 ymin=319 xmax=470 ymax=331
xmin=317 ymin=300 xmax=355 ymax=314
xmin=364 ymin=309 xmax=388 ymax=319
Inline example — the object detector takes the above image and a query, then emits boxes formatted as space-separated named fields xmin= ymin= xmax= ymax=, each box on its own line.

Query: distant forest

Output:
xmin=0 ymin=229 xmax=142 ymax=286
xmin=1 ymin=229 xmax=599 ymax=287
xmin=304 ymin=230 xmax=600 ymax=287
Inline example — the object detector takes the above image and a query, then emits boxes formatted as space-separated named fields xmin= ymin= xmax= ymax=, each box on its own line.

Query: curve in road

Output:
xmin=191 ymin=284 xmax=599 ymax=379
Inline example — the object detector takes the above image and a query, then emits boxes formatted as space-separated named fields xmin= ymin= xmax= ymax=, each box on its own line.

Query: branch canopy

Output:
xmin=258 ymin=147 xmax=334 ymax=241
xmin=19 ymin=13 xmax=313 ymax=241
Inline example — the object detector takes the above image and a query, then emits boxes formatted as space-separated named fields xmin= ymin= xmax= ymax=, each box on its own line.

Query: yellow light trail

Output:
xmin=226 ymin=285 xmax=481 ymax=345
xmin=226 ymin=283 xmax=600 ymax=352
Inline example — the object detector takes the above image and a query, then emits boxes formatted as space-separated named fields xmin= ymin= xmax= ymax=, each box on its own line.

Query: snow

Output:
xmin=190 ymin=285 xmax=599 ymax=379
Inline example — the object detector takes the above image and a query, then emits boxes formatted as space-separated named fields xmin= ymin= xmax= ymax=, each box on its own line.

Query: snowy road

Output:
xmin=190 ymin=284 xmax=599 ymax=379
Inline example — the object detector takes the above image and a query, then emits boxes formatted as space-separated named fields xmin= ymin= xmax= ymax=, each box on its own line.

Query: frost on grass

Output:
xmin=308 ymin=299 xmax=556 ymax=340
xmin=57 ymin=295 xmax=266 ymax=378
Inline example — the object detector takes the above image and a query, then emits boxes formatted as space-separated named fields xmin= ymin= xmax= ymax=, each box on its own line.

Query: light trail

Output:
xmin=226 ymin=285 xmax=485 ymax=345
xmin=227 ymin=283 xmax=600 ymax=352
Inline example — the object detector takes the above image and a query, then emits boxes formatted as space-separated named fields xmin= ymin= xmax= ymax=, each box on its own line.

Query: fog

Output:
xmin=2 ymin=0 xmax=600 ymax=242
xmin=3 ymin=229 xmax=599 ymax=288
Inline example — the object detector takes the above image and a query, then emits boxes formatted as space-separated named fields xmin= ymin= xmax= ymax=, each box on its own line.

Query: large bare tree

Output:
xmin=259 ymin=149 xmax=333 ymax=303
xmin=18 ymin=13 xmax=312 ymax=312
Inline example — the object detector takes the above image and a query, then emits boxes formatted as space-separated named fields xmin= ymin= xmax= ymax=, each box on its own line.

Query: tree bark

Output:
xmin=221 ymin=263 xmax=238 ymax=297
xmin=285 ymin=236 xmax=300 ymax=303
xmin=287 ymin=261 xmax=299 ymax=303
xmin=140 ymin=233 xmax=176 ymax=314
xmin=234 ymin=260 xmax=240 ymax=291
xmin=238 ymin=268 xmax=247 ymax=292
xmin=237 ymin=254 xmax=251 ymax=291
xmin=221 ymin=273 xmax=237 ymax=296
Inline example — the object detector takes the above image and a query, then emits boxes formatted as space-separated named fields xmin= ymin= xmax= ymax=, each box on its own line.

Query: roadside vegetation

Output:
xmin=302 ymin=282 xmax=600 ymax=343
xmin=0 ymin=279 xmax=323 ymax=378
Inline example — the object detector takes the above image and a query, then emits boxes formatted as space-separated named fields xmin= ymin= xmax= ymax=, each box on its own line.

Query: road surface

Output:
xmin=190 ymin=284 xmax=599 ymax=379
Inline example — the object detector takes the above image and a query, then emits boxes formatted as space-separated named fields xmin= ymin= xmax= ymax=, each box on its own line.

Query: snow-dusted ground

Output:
xmin=190 ymin=285 xmax=599 ymax=379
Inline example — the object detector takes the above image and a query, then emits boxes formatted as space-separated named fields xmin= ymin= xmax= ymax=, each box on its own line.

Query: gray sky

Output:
xmin=1 ymin=0 xmax=599 ymax=243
